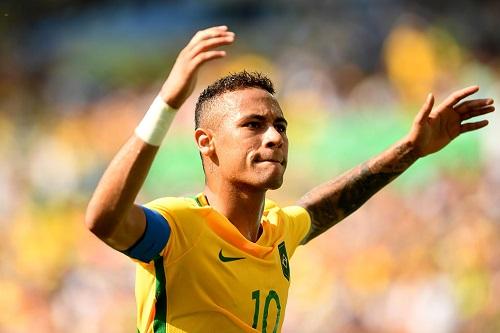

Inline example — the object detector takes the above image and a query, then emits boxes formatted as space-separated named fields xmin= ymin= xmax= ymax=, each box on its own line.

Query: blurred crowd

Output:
xmin=1 ymin=1 xmax=499 ymax=332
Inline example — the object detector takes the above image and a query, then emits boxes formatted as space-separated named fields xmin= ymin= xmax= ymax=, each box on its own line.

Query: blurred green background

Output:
xmin=1 ymin=1 xmax=499 ymax=332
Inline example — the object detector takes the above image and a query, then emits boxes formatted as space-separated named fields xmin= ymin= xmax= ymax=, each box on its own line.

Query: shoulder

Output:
xmin=264 ymin=198 xmax=310 ymax=221
xmin=143 ymin=196 xmax=209 ymax=227
xmin=140 ymin=196 xmax=210 ymax=262
xmin=263 ymin=198 xmax=312 ymax=255
xmin=144 ymin=196 xmax=198 ymax=211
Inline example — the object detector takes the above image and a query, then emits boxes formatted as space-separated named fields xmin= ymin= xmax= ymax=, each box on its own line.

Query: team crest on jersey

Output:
xmin=278 ymin=241 xmax=290 ymax=281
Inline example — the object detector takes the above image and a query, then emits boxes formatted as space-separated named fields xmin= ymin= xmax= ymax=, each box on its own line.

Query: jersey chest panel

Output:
xmin=165 ymin=223 xmax=291 ymax=331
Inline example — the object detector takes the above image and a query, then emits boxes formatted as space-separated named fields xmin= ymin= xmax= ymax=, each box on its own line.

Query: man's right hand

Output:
xmin=159 ymin=25 xmax=235 ymax=109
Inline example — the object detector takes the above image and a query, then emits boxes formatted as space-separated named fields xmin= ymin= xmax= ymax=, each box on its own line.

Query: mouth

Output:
xmin=255 ymin=158 xmax=285 ymax=166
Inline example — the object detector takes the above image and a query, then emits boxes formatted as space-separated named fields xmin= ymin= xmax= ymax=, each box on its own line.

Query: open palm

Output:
xmin=407 ymin=86 xmax=495 ymax=157
xmin=159 ymin=26 xmax=235 ymax=109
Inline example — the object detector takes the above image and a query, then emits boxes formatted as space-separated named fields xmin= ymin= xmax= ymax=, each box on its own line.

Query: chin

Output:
xmin=236 ymin=167 xmax=286 ymax=191
xmin=268 ymin=183 xmax=283 ymax=190
xmin=236 ymin=175 xmax=284 ymax=191
xmin=262 ymin=175 xmax=284 ymax=190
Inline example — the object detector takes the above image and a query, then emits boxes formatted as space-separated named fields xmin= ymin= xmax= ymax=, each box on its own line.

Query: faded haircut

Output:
xmin=194 ymin=70 xmax=275 ymax=129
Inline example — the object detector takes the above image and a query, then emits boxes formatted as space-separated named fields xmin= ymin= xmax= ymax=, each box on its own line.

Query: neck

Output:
xmin=204 ymin=181 xmax=265 ymax=242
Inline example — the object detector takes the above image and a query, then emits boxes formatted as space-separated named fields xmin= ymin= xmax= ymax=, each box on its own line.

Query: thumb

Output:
xmin=414 ymin=93 xmax=434 ymax=125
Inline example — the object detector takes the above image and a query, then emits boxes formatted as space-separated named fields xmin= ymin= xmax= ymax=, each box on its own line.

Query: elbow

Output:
xmin=84 ymin=210 xmax=100 ymax=234
xmin=84 ymin=209 xmax=104 ymax=235
xmin=84 ymin=207 xmax=118 ymax=239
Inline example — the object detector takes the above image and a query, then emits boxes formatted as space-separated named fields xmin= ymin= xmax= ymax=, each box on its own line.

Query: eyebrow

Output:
xmin=240 ymin=114 xmax=288 ymax=126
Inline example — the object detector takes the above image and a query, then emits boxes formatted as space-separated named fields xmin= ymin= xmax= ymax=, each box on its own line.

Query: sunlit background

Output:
xmin=1 ymin=1 xmax=500 ymax=332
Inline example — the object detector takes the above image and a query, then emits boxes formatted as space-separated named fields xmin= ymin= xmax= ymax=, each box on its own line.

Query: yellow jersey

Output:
xmin=134 ymin=193 xmax=311 ymax=333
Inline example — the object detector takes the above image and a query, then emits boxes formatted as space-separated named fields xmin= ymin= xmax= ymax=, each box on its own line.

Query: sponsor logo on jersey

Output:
xmin=218 ymin=249 xmax=245 ymax=262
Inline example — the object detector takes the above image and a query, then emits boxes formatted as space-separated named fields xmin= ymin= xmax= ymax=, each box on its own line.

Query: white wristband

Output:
xmin=135 ymin=95 xmax=177 ymax=146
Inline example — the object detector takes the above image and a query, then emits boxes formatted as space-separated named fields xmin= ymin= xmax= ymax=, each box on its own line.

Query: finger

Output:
xmin=196 ymin=25 xmax=229 ymax=36
xmin=187 ymin=31 xmax=234 ymax=53
xmin=414 ymin=93 xmax=434 ymax=124
xmin=454 ymin=98 xmax=494 ymax=114
xmin=188 ymin=26 xmax=231 ymax=47
xmin=442 ymin=86 xmax=480 ymax=107
xmin=189 ymin=35 xmax=235 ymax=58
xmin=192 ymin=50 xmax=227 ymax=68
xmin=460 ymin=105 xmax=495 ymax=121
xmin=189 ymin=26 xmax=229 ymax=43
xmin=460 ymin=119 xmax=489 ymax=134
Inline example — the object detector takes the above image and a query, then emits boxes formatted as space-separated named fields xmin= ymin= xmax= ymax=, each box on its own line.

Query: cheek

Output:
xmin=217 ymin=137 xmax=252 ymax=168
xmin=215 ymin=129 xmax=264 ymax=170
xmin=245 ymin=140 xmax=261 ymax=160
xmin=283 ymin=136 xmax=289 ymax=154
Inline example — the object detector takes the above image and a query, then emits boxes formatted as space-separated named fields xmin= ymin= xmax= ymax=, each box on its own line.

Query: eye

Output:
xmin=276 ymin=124 xmax=287 ymax=133
xmin=245 ymin=121 xmax=261 ymax=129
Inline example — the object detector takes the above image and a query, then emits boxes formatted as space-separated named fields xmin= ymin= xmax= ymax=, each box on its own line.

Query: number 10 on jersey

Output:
xmin=251 ymin=289 xmax=282 ymax=333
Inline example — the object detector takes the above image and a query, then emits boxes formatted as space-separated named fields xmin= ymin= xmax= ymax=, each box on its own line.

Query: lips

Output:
xmin=261 ymin=159 xmax=282 ymax=164
xmin=255 ymin=157 xmax=285 ymax=165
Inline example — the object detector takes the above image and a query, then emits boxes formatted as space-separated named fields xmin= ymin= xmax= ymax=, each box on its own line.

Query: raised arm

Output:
xmin=298 ymin=86 xmax=495 ymax=244
xmin=85 ymin=26 xmax=235 ymax=251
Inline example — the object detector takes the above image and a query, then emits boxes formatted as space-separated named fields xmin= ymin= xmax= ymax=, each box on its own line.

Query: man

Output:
xmin=85 ymin=26 xmax=495 ymax=332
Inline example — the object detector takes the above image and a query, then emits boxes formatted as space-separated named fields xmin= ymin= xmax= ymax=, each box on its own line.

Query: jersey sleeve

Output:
xmin=281 ymin=205 xmax=311 ymax=257
xmin=122 ymin=206 xmax=171 ymax=263
xmin=141 ymin=197 xmax=204 ymax=267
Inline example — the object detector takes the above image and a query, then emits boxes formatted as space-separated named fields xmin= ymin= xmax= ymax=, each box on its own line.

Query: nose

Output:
xmin=263 ymin=125 xmax=283 ymax=148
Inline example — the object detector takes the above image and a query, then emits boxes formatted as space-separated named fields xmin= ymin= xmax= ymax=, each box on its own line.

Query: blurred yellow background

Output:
xmin=1 ymin=1 xmax=499 ymax=332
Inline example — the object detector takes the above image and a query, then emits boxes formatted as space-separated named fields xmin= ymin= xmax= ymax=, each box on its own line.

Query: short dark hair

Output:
xmin=194 ymin=70 xmax=275 ymax=129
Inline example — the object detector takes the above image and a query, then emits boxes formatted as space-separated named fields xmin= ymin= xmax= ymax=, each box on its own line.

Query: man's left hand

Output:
xmin=406 ymin=86 xmax=495 ymax=158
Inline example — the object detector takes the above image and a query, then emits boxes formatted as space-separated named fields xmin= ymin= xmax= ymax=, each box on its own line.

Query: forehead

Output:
xmin=218 ymin=88 xmax=284 ymax=121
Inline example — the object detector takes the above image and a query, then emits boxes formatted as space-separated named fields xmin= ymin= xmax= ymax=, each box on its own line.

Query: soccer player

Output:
xmin=85 ymin=26 xmax=495 ymax=332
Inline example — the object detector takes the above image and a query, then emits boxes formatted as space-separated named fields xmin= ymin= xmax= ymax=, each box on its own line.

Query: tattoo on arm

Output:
xmin=298 ymin=141 xmax=418 ymax=243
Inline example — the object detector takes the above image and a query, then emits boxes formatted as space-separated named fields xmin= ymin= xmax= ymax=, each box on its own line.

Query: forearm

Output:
xmin=298 ymin=137 xmax=419 ymax=242
xmin=85 ymin=136 xmax=158 ymax=239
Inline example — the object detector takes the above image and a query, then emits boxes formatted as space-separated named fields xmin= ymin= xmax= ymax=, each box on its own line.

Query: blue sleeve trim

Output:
xmin=123 ymin=206 xmax=171 ymax=263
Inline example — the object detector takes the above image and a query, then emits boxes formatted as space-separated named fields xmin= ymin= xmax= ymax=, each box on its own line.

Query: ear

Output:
xmin=194 ymin=128 xmax=215 ymax=157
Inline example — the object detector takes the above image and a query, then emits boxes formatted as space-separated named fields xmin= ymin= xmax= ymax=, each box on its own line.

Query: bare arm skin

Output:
xmin=297 ymin=139 xmax=418 ymax=243
xmin=298 ymin=87 xmax=495 ymax=244
xmin=85 ymin=26 xmax=235 ymax=251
